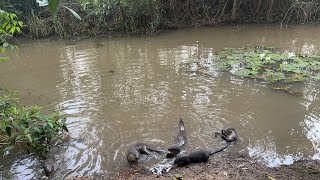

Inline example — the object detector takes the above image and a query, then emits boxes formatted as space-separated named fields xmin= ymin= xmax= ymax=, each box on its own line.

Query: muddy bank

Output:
xmin=116 ymin=153 xmax=320 ymax=180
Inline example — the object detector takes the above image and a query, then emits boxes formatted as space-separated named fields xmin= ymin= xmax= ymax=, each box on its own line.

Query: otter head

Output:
xmin=221 ymin=128 xmax=227 ymax=135
xmin=127 ymin=153 xmax=139 ymax=163
xmin=222 ymin=128 xmax=238 ymax=142
xmin=166 ymin=145 xmax=181 ymax=158
xmin=222 ymin=128 xmax=233 ymax=135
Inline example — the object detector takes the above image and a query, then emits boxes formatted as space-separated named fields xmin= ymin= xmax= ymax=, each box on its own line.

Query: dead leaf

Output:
xmin=268 ymin=176 xmax=276 ymax=180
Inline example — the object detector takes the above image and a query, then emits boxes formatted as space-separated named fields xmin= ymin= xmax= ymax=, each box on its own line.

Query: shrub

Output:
xmin=0 ymin=93 xmax=68 ymax=157
xmin=0 ymin=9 xmax=23 ymax=61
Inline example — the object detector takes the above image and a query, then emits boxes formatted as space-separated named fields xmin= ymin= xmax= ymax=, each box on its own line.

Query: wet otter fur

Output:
xmin=173 ymin=143 xmax=231 ymax=167
xmin=215 ymin=128 xmax=238 ymax=142
xmin=173 ymin=127 xmax=238 ymax=167
xmin=127 ymin=143 xmax=165 ymax=163
xmin=166 ymin=118 xmax=186 ymax=158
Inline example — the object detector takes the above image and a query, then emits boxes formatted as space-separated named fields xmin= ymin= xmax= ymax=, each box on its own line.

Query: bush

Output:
xmin=0 ymin=93 xmax=68 ymax=157
xmin=0 ymin=9 xmax=23 ymax=61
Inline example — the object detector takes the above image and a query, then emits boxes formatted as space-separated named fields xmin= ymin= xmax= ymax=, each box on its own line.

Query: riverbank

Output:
xmin=3 ymin=0 xmax=320 ymax=38
xmin=116 ymin=153 xmax=320 ymax=180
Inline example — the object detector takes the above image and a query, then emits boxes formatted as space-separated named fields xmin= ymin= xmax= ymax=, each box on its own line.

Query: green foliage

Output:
xmin=190 ymin=46 xmax=320 ymax=86
xmin=0 ymin=9 xmax=23 ymax=61
xmin=2 ymin=0 xmax=320 ymax=36
xmin=31 ymin=0 xmax=81 ymax=36
xmin=48 ymin=0 xmax=60 ymax=19
xmin=0 ymin=0 xmax=39 ymax=18
xmin=0 ymin=93 xmax=68 ymax=157
xmin=36 ymin=0 xmax=81 ymax=20
xmin=77 ymin=0 xmax=161 ymax=34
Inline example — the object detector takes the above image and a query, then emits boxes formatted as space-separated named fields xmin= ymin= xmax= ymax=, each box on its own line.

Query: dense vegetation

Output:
xmin=1 ymin=0 xmax=320 ymax=37
xmin=0 ymin=9 xmax=23 ymax=61
xmin=0 ymin=9 xmax=67 ymax=157
xmin=0 ymin=93 xmax=68 ymax=157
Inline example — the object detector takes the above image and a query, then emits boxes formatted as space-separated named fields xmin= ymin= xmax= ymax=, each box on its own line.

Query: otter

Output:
xmin=176 ymin=118 xmax=186 ymax=147
xmin=173 ymin=128 xmax=238 ymax=167
xmin=215 ymin=128 xmax=238 ymax=142
xmin=127 ymin=143 xmax=165 ymax=163
xmin=166 ymin=118 xmax=186 ymax=158
xmin=166 ymin=144 xmax=181 ymax=158
xmin=173 ymin=143 xmax=231 ymax=167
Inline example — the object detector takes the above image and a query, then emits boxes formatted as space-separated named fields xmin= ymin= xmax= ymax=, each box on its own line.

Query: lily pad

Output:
xmin=187 ymin=46 xmax=320 ymax=94
xmin=233 ymin=69 xmax=257 ymax=78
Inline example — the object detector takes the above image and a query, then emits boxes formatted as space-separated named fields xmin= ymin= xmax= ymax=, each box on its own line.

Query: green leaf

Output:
xmin=5 ymin=24 xmax=11 ymax=31
xmin=233 ymin=69 xmax=257 ymax=77
xmin=26 ymin=134 xmax=33 ymax=143
xmin=1 ymin=22 xmax=7 ymax=29
xmin=0 ymin=57 xmax=8 ymax=62
xmin=1 ymin=47 xmax=6 ymax=53
xmin=18 ymin=21 xmax=23 ymax=27
xmin=48 ymin=122 xmax=54 ymax=128
xmin=62 ymin=5 xmax=81 ymax=20
xmin=23 ymin=129 xmax=29 ymax=135
xmin=15 ymin=135 xmax=23 ymax=142
xmin=33 ymin=127 xmax=42 ymax=133
xmin=16 ymin=27 xmax=21 ymax=33
xmin=9 ymin=27 xmax=16 ymax=35
xmin=12 ymin=121 xmax=19 ymax=128
xmin=49 ymin=0 xmax=60 ymax=19
xmin=9 ymin=13 xmax=16 ymax=19
xmin=268 ymin=54 xmax=284 ymax=61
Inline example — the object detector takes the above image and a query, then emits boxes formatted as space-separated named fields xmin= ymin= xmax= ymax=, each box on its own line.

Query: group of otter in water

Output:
xmin=126 ymin=118 xmax=238 ymax=170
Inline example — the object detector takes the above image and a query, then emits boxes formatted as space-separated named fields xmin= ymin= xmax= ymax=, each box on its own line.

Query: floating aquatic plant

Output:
xmin=189 ymin=46 xmax=320 ymax=95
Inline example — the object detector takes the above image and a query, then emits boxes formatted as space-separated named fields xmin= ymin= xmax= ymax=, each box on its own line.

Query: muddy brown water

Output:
xmin=0 ymin=24 xmax=319 ymax=179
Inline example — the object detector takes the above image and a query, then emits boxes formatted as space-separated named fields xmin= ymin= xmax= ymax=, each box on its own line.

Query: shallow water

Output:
xmin=0 ymin=24 xmax=319 ymax=179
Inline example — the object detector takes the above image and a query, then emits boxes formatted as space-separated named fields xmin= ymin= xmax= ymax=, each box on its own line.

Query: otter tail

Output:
xmin=147 ymin=147 xmax=167 ymax=154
